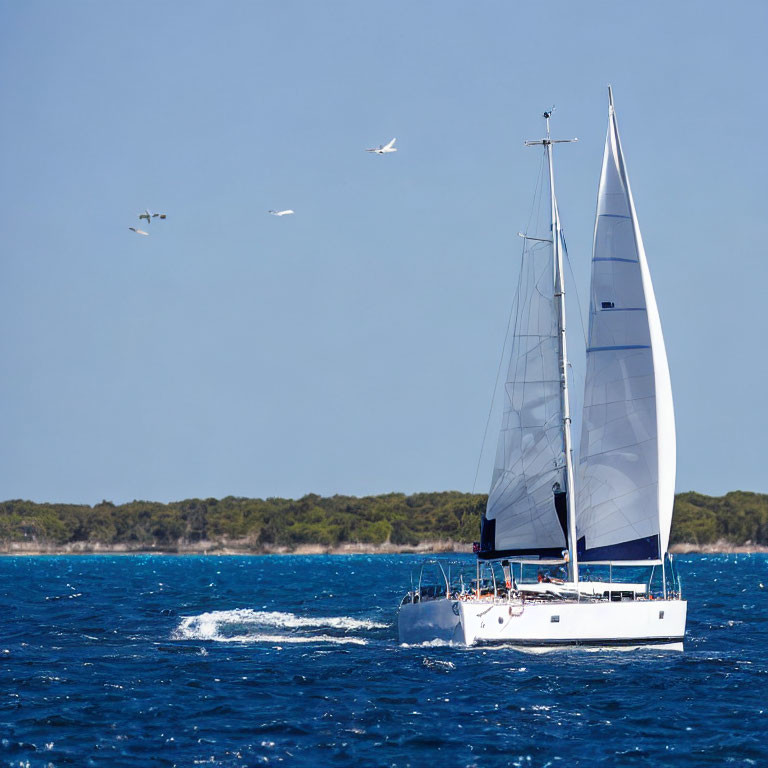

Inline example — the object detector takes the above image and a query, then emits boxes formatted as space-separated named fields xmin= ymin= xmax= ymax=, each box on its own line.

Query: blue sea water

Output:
xmin=0 ymin=554 xmax=766 ymax=767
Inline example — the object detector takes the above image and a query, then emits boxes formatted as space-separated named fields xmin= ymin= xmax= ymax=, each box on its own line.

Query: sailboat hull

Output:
xmin=398 ymin=598 xmax=687 ymax=647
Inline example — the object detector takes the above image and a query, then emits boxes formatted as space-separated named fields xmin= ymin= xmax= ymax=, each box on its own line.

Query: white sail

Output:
xmin=483 ymin=234 xmax=568 ymax=558
xmin=576 ymin=89 xmax=675 ymax=561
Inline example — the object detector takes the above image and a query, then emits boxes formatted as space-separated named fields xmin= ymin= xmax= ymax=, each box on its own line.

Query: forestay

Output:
xmin=482 ymin=233 xmax=569 ymax=559
xmin=576 ymin=89 xmax=675 ymax=561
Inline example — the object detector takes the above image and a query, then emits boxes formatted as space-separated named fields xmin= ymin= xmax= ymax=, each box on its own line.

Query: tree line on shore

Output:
xmin=0 ymin=490 xmax=766 ymax=552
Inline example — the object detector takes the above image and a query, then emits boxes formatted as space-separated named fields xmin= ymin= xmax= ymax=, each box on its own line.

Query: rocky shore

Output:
xmin=2 ymin=540 xmax=765 ymax=556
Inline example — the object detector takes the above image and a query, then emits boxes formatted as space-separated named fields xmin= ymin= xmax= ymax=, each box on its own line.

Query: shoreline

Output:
xmin=0 ymin=539 xmax=475 ymax=557
xmin=1 ymin=540 xmax=766 ymax=556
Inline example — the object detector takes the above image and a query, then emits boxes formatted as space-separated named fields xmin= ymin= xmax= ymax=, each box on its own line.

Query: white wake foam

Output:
xmin=172 ymin=609 xmax=386 ymax=644
xmin=400 ymin=638 xmax=453 ymax=648
xmin=193 ymin=632 xmax=366 ymax=646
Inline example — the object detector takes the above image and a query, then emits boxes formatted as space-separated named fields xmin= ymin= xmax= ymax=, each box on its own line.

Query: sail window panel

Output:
xmin=598 ymin=190 xmax=631 ymax=217
xmin=588 ymin=311 xmax=652 ymax=350
xmin=591 ymin=259 xmax=646 ymax=312
xmin=594 ymin=216 xmax=637 ymax=264
xmin=583 ymin=352 xmax=655 ymax=407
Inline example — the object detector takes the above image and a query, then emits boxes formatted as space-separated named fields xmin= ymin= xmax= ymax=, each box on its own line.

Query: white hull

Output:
xmin=398 ymin=597 xmax=687 ymax=647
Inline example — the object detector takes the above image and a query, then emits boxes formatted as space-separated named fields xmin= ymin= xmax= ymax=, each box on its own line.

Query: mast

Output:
xmin=525 ymin=110 xmax=579 ymax=583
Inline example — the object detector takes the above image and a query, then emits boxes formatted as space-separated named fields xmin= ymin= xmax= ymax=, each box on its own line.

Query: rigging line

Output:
xmin=525 ymin=151 xmax=547 ymax=236
xmin=472 ymin=147 xmax=548 ymax=496
xmin=561 ymin=232 xmax=587 ymax=456
xmin=562 ymin=232 xmax=588 ymax=348
xmin=473 ymin=256 xmax=520 ymax=494
xmin=472 ymin=228 xmax=527 ymax=494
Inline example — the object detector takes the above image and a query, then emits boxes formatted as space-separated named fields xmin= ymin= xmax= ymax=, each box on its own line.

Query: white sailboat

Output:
xmin=398 ymin=88 xmax=687 ymax=647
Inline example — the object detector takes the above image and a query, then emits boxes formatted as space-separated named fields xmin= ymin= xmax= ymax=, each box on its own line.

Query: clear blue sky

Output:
xmin=1 ymin=1 xmax=765 ymax=504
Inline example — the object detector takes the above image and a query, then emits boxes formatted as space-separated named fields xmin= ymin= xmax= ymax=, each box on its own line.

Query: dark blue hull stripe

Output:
xmin=586 ymin=344 xmax=651 ymax=353
xmin=475 ymin=636 xmax=684 ymax=648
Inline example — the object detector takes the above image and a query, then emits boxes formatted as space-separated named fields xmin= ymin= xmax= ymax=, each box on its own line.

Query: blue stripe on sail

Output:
xmin=477 ymin=547 xmax=565 ymax=560
xmin=593 ymin=257 xmax=638 ymax=263
xmin=586 ymin=344 xmax=650 ymax=353
xmin=577 ymin=534 xmax=660 ymax=562
xmin=598 ymin=213 xmax=631 ymax=219
xmin=601 ymin=307 xmax=646 ymax=311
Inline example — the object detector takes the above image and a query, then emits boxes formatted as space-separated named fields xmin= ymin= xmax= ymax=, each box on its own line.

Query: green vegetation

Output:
xmin=0 ymin=492 xmax=485 ymax=551
xmin=0 ymin=491 xmax=765 ymax=552
xmin=671 ymin=491 xmax=768 ymax=547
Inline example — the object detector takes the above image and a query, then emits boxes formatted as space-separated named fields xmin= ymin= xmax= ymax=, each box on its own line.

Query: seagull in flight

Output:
xmin=268 ymin=209 xmax=294 ymax=216
xmin=128 ymin=227 xmax=149 ymax=236
xmin=138 ymin=209 xmax=167 ymax=224
xmin=366 ymin=138 xmax=397 ymax=154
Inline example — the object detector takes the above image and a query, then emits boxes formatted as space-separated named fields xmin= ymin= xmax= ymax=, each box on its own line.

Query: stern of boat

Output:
xmin=397 ymin=598 xmax=466 ymax=645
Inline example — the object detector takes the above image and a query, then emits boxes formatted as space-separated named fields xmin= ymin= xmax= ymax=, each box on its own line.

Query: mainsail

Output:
xmin=481 ymin=231 xmax=569 ymax=558
xmin=576 ymin=88 xmax=675 ymax=561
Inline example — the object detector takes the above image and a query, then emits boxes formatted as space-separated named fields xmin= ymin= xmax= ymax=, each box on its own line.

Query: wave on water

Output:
xmin=400 ymin=638 xmax=453 ymax=648
xmin=422 ymin=657 xmax=455 ymax=670
xmin=172 ymin=609 xmax=387 ymax=645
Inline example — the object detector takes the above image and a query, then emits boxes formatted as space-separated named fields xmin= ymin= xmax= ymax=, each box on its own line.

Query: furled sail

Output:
xmin=576 ymin=89 xmax=675 ymax=561
xmin=481 ymin=232 xmax=569 ymax=559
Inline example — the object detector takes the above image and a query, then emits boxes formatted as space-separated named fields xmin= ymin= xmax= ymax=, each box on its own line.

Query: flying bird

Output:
xmin=129 ymin=227 xmax=149 ymax=236
xmin=138 ymin=209 xmax=167 ymax=223
xmin=366 ymin=138 xmax=397 ymax=154
xmin=268 ymin=209 xmax=294 ymax=216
